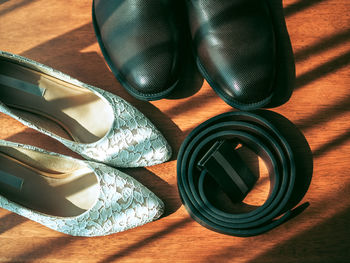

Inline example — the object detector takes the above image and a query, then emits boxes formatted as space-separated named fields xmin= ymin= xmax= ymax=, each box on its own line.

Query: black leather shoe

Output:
xmin=187 ymin=0 xmax=291 ymax=110
xmin=93 ymin=0 xmax=183 ymax=100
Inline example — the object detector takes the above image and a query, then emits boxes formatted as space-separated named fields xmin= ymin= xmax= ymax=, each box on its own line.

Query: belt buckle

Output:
xmin=197 ymin=140 xmax=258 ymax=202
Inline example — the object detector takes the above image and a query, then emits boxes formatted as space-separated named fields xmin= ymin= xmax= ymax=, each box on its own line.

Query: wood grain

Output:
xmin=0 ymin=0 xmax=349 ymax=262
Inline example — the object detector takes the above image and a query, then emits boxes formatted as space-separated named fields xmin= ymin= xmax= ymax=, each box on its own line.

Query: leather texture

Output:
xmin=177 ymin=111 xmax=310 ymax=236
xmin=93 ymin=0 xmax=183 ymax=100
xmin=198 ymin=140 xmax=258 ymax=203
xmin=0 ymin=50 xmax=172 ymax=168
xmin=0 ymin=140 xmax=164 ymax=237
xmin=187 ymin=0 xmax=276 ymax=110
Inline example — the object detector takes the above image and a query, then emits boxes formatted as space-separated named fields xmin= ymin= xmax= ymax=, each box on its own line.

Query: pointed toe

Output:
xmin=0 ymin=50 xmax=172 ymax=168
xmin=0 ymin=140 xmax=165 ymax=237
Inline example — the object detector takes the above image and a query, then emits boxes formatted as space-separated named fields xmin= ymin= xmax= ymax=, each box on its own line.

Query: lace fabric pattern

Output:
xmin=71 ymin=92 xmax=172 ymax=167
xmin=0 ymin=50 xmax=172 ymax=168
xmin=0 ymin=140 xmax=165 ymax=237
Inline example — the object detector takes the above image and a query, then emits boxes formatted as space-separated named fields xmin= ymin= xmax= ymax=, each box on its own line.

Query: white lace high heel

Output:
xmin=0 ymin=50 xmax=171 ymax=167
xmin=0 ymin=139 xmax=164 ymax=236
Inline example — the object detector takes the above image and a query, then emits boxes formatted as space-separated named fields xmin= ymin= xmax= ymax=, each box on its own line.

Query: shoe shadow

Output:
xmin=167 ymin=42 xmax=204 ymax=100
xmin=265 ymin=0 xmax=296 ymax=108
xmin=0 ymin=0 xmax=37 ymax=16
xmin=0 ymin=212 xmax=27 ymax=234
xmin=3 ymin=129 xmax=81 ymax=158
xmin=119 ymin=167 xmax=181 ymax=217
xmin=284 ymin=0 xmax=328 ymax=17
xmin=256 ymin=109 xmax=313 ymax=209
xmin=167 ymin=0 xmax=204 ymax=99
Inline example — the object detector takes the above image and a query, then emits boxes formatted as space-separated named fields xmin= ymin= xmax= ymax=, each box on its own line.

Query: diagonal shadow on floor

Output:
xmin=247 ymin=206 xmax=350 ymax=263
xmin=98 ymin=218 xmax=192 ymax=263
xmin=0 ymin=212 xmax=27 ymax=234
xmin=0 ymin=0 xmax=38 ymax=16
xmin=313 ymin=128 xmax=350 ymax=158
xmin=295 ymin=50 xmax=350 ymax=90
xmin=296 ymin=95 xmax=350 ymax=131
xmin=7 ymin=236 xmax=81 ymax=262
xmin=294 ymin=28 xmax=350 ymax=62
xmin=202 ymin=181 xmax=350 ymax=263
xmin=284 ymin=0 xmax=328 ymax=17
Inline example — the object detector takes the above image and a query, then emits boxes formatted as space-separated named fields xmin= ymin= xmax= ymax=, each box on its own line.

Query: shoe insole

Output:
xmin=0 ymin=151 xmax=99 ymax=217
xmin=0 ymin=59 xmax=114 ymax=144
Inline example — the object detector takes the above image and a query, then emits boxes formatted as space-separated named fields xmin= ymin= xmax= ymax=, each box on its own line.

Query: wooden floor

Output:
xmin=0 ymin=0 xmax=349 ymax=262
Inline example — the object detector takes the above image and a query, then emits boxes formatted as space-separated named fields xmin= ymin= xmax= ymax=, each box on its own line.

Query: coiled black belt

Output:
xmin=177 ymin=111 xmax=310 ymax=237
